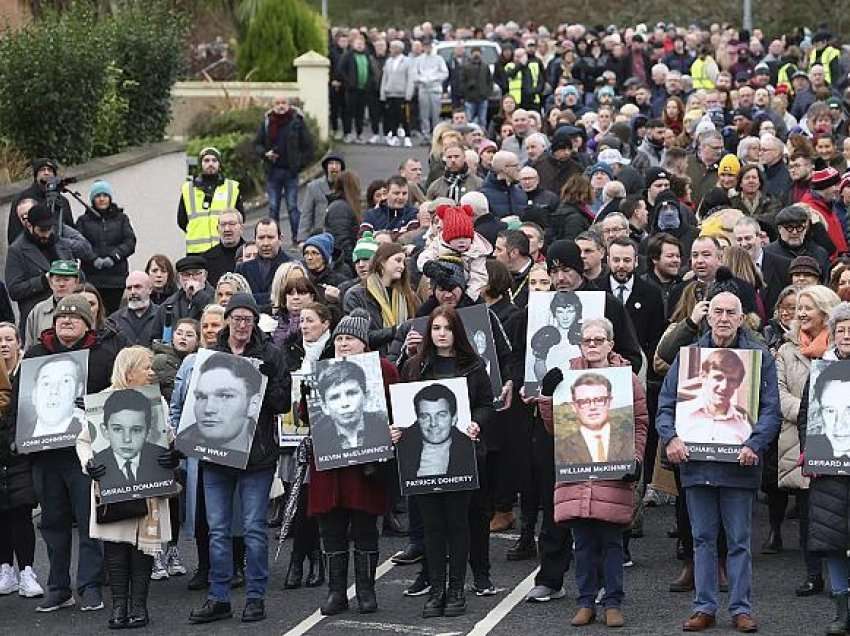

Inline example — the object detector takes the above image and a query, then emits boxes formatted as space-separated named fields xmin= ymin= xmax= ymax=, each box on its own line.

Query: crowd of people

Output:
xmin=3 ymin=15 xmax=850 ymax=636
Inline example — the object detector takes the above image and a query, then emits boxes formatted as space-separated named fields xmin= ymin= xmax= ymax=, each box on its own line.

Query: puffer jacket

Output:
xmin=75 ymin=203 xmax=136 ymax=289
xmin=546 ymin=354 xmax=648 ymax=526
xmin=798 ymin=365 xmax=850 ymax=554
xmin=479 ymin=173 xmax=527 ymax=218
xmin=776 ymin=335 xmax=813 ymax=490
xmin=211 ymin=326 xmax=290 ymax=471
xmin=546 ymin=201 xmax=593 ymax=244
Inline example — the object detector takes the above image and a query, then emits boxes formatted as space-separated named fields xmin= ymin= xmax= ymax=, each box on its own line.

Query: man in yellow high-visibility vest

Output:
xmin=178 ymin=147 xmax=243 ymax=254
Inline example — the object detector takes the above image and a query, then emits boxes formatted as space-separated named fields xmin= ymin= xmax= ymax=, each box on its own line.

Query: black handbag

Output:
xmin=95 ymin=497 xmax=148 ymax=524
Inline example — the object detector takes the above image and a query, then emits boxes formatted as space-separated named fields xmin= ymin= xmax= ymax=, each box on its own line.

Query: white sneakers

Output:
xmin=0 ymin=564 xmax=44 ymax=597
xmin=0 ymin=563 xmax=17 ymax=594
xmin=150 ymin=553 xmax=169 ymax=580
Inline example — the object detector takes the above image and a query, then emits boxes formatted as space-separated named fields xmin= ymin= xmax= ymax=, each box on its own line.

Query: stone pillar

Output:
xmin=294 ymin=51 xmax=330 ymax=142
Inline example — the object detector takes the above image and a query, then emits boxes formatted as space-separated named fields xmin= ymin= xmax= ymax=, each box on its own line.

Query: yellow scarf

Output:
xmin=366 ymin=273 xmax=409 ymax=327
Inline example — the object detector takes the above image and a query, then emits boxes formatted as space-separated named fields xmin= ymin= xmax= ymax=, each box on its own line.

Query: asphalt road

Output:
xmin=2 ymin=494 xmax=835 ymax=636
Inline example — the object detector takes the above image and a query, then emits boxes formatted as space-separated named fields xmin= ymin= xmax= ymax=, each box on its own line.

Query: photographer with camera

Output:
xmin=177 ymin=147 xmax=243 ymax=255
xmin=7 ymin=158 xmax=75 ymax=245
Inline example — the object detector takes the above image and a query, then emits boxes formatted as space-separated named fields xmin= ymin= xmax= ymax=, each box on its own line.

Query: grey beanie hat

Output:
xmin=333 ymin=308 xmax=371 ymax=347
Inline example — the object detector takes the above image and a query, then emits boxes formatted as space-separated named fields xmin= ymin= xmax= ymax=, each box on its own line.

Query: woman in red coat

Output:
xmin=308 ymin=309 xmax=399 ymax=616
xmin=538 ymin=317 xmax=648 ymax=629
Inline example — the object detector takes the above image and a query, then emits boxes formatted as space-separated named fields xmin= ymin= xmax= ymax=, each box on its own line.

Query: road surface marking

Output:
xmin=333 ymin=619 xmax=462 ymax=635
xmin=282 ymin=558 xmax=396 ymax=636
xmin=465 ymin=567 xmax=539 ymax=636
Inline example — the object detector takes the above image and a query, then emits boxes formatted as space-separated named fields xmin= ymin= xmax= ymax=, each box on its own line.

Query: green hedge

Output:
xmin=0 ymin=4 xmax=186 ymax=165
xmin=187 ymin=105 xmax=329 ymax=199
xmin=236 ymin=0 xmax=327 ymax=81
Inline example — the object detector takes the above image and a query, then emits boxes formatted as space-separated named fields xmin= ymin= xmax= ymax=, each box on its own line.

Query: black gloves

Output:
xmin=157 ymin=448 xmax=181 ymax=470
xmin=540 ymin=367 xmax=564 ymax=397
xmin=259 ymin=361 xmax=276 ymax=377
xmin=531 ymin=326 xmax=561 ymax=359
xmin=622 ymin=460 xmax=642 ymax=483
xmin=86 ymin=459 xmax=106 ymax=481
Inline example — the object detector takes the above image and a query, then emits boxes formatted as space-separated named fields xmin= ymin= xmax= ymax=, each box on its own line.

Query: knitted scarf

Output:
xmin=799 ymin=328 xmax=830 ymax=359
xmin=366 ymin=273 xmax=409 ymax=327
xmin=443 ymin=166 xmax=468 ymax=202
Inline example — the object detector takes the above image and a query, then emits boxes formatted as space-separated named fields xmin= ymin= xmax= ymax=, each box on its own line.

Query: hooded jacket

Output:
xmin=299 ymin=153 xmax=346 ymax=242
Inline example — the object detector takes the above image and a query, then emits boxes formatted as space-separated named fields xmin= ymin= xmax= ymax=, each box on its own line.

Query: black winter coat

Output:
xmin=7 ymin=181 xmax=74 ymax=245
xmin=547 ymin=201 xmax=592 ymax=244
xmin=75 ymin=204 xmax=136 ymax=288
xmin=324 ymin=194 xmax=359 ymax=267
xmin=460 ymin=59 xmax=492 ymax=102
xmin=212 ymin=326 xmax=290 ymax=471
xmin=0 ymin=380 xmax=35 ymax=510
xmin=532 ymin=153 xmax=581 ymax=197
xmin=798 ymin=376 xmax=850 ymax=554
xmin=150 ymin=284 xmax=215 ymax=344
xmin=254 ymin=111 xmax=315 ymax=173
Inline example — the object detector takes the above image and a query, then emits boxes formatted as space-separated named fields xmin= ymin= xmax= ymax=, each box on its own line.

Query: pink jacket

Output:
xmin=542 ymin=354 xmax=648 ymax=527
xmin=415 ymin=232 xmax=492 ymax=300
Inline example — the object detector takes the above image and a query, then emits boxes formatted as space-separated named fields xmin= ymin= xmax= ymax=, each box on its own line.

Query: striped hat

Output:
xmin=811 ymin=166 xmax=840 ymax=190
xmin=352 ymin=231 xmax=379 ymax=262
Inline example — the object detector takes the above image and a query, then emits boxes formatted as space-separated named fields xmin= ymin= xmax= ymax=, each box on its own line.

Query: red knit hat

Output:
xmin=811 ymin=166 xmax=841 ymax=190
xmin=437 ymin=204 xmax=474 ymax=243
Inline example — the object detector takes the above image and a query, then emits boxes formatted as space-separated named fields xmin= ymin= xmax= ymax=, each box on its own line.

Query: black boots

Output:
xmin=126 ymin=552 xmax=151 ymax=628
xmin=422 ymin=586 xmax=446 ymax=618
xmin=106 ymin=547 xmax=129 ymax=630
xmin=306 ymin=550 xmax=325 ymax=588
xmin=506 ymin=530 xmax=537 ymax=561
xmin=796 ymin=574 xmax=825 ymax=597
xmin=354 ymin=550 xmax=378 ymax=614
xmin=232 ymin=537 xmax=246 ymax=588
xmin=285 ymin=551 xmax=305 ymax=589
xmin=321 ymin=551 xmax=349 ymax=616
xmin=761 ymin=527 xmax=783 ymax=554
xmin=444 ymin=578 xmax=466 ymax=617
xmin=267 ymin=496 xmax=285 ymax=528
xmin=828 ymin=592 xmax=849 ymax=636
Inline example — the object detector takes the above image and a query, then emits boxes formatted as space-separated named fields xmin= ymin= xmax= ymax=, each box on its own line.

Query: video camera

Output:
xmin=44 ymin=176 xmax=78 ymax=195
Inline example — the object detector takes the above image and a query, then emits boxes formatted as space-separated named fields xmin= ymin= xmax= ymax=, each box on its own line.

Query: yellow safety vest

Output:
xmin=528 ymin=63 xmax=541 ymax=105
xmin=181 ymin=179 xmax=240 ymax=254
xmin=690 ymin=57 xmax=715 ymax=89
xmin=777 ymin=62 xmax=795 ymax=92
xmin=505 ymin=63 xmax=523 ymax=105
xmin=810 ymin=46 xmax=841 ymax=85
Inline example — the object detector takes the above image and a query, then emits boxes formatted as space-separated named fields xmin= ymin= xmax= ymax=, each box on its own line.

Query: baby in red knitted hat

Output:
xmin=416 ymin=203 xmax=491 ymax=299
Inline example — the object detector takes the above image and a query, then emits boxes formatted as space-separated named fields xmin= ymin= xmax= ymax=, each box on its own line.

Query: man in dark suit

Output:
xmin=93 ymin=389 xmax=167 ymax=485
xmin=733 ymin=217 xmax=790 ymax=316
xmin=310 ymin=359 xmax=390 ymax=459
xmin=235 ymin=218 xmax=290 ymax=310
xmin=396 ymin=383 xmax=476 ymax=484
xmin=555 ymin=372 xmax=633 ymax=465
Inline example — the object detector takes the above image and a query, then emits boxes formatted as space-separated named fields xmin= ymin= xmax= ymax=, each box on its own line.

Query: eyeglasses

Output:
xmin=780 ymin=223 xmax=806 ymax=233
xmin=574 ymin=396 xmax=611 ymax=409
xmin=229 ymin=315 xmax=255 ymax=325
xmin=179 ymin=270 xmax=205 ymax=279
xmin=581 ymin=337 xmax=609 ymax=346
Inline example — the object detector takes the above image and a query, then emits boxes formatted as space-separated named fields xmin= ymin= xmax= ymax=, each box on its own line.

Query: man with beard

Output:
xmin=631 ymin=119 xmax=667 ymax=175
xmin=6 ymin=203 xmax=93 ymax=331
xmin=109 ymin=271 xmax=159 ymax=346
xmin=426 ymin=144 xmax=483 ymax=203
xmin=7 ymin=158 xmax=74 ymax=245
xmin=642 ymin=233 xmax=683 ymax=312
xmin=178 ymin=147 xmax=243 ymax=254
xmin=150 ymin=256 xmax=215 ymax=341
xmin=788 ymin=152 xmax=814 ymax=204
xmin=764 ymin=205 xmax=831 ymax=282
xmin=299 ymin=154 xmax=345 ymax=244
xmin=532 ymin=126 xmax=582 ymax=196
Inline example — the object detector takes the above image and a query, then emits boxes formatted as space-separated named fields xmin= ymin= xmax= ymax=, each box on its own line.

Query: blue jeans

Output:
xmin=266 ymin=167 xmax=299 ymax=239
xmin=571 ymin=520 xmax=624 ymax=608
xmin=204 ymin=465 xmax=274 ymax=602
xmin=464 ymin=100 xmax=488 ymax=128
xmin=31 ymin=451 xmax=103 ymax=595
xmin=826 ymin=553 xmax=850 ymax=594
xmin=686 ymin=486 xmax=754 ymax=617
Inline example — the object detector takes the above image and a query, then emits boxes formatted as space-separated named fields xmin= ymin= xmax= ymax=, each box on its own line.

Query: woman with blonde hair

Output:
xmin=77 ymin=345 xmax=178 ymax=628
xmin=722 ymin=245 xmax=766 ymax=326
xmin=774 ymin=285 xmax=840 ymax=595
xmin=270 ymin=261 xmax=309 ymax=314
xmin=214 ymin=272 xmax=251 ymax=308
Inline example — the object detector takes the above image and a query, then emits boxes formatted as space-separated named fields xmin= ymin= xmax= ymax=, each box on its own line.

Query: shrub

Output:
xmin=0 ymin=7 xmax=107 ymax=164
xmin=236 ymin=0 xmax=327 ymax=81
xmin=186 ymin=132 xmax=265 ymax=198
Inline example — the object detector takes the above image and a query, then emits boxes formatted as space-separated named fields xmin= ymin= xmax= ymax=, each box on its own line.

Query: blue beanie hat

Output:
xmin=89 ymin=180 xmax=114 ymax=204
xmin=303 ymin=232 xmax=335 ymax=266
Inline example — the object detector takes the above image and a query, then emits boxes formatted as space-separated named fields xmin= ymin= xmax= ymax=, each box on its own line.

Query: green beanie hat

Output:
xmin=352 ymin=231 xmax=379 ymax=262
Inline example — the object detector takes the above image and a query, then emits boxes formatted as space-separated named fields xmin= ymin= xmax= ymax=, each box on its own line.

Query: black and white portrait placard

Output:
xmin=307 ymin=351 xmax=392 ymax=470
xmin=805 ymin=360 xmax=850 ymax=475
xmin=675 ymin=347 xmax=762 ymax=462
xmin=279 ymin=371 xmax=311 ymax=447
xmin=390 ymin=377 xmax=478 ymax=496
xmin=411 ymin=305 xmax=503 ymax=405
xmin=16 ymin=350 xmax=90 ymax=454
xmin=553 ymin=367 xmax=635 ymax=482
xmin=85 ymin=385 xmax=178 ymax=504
xmin=524 ymin=290 xmax=605 ymax=395
xmin=176 ymin=349 xmax=268 ymax=469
